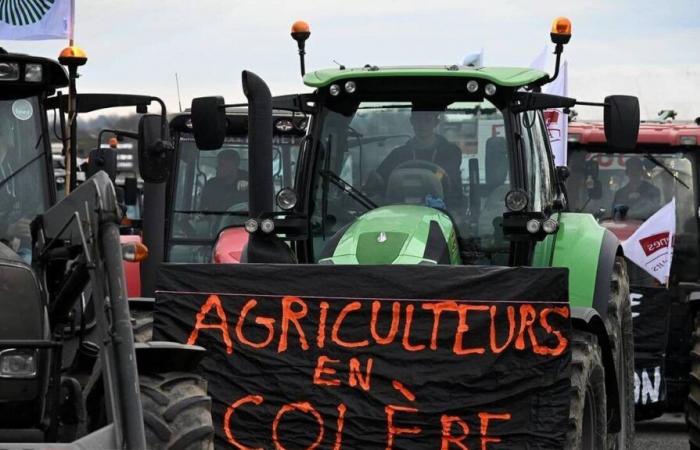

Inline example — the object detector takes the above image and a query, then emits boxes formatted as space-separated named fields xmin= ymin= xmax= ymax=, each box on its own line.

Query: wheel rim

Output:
xmin=582 ymin=384 xmax=597 ymax=450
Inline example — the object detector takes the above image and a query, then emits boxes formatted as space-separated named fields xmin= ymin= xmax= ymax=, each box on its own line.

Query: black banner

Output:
xmin=630 ymin=286 xmax=672 ymax=420
xmin=154 ymin=264 xmax=571 ymax=449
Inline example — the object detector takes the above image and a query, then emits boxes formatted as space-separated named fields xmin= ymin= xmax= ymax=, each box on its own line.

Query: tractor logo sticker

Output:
xmin=12 ymin=99 xmax=33 ymax=121
xmin=0 ymin=0 xmax=55 ymax=26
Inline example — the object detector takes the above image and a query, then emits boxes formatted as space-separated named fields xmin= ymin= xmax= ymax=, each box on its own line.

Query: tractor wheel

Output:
xmin=140 ymin=372 xmax=214 ymax=450
xmin=606 ymin=256 xmax=635 ymax=449
xmin=131 ymin=308 xmax=154 ymax=343
xmin=568 ymin=329 xmax=607 ymax=450
xmin=687 ymin=310 xmax=700 ymax=448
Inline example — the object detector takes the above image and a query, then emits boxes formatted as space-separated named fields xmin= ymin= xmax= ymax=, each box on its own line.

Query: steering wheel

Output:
xmin=213 ymin=202 xmax=249 ymax=235
xmin=388 ymin=159 xmax=452 ymax=199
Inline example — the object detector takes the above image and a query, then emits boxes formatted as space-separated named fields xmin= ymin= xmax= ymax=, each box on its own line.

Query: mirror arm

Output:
xmin=545 ymin=43 xmax=564 ymax=84
xmin=149 ymin=96 xmax=168 ymax=140
xmin=576 ymin=101 xmax=606 ymax=108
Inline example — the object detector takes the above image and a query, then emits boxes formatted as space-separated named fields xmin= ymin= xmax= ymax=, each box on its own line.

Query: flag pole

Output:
xmin=60 ymin=0 xmax=83 ymax=193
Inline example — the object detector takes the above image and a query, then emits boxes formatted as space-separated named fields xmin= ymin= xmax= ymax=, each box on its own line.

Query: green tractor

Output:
xmin=181 ymin=17 xmax=640 ymax=448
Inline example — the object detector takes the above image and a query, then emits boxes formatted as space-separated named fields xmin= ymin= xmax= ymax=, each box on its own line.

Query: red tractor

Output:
xmin=567 ymin=116 xmax=700 ymax=444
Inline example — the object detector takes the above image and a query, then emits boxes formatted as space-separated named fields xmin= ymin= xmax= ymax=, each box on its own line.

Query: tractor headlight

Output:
xmin=466 ymin=80 xmax=479 ymax=93
xmin=0 ymin=349 xmax=37 ymax=378
xmin=276 ymin=188 xmax=298 ymax=210
xmin=275 ymin=119 xmax=294 ymax=132
xmin=505 ymin=189 xmax=529 ymax=212
xmin=329 ymin=84 xmax=341 ymax=96
xmin=24 ymin=64 xmax=42 ymax=82
xmin=117 ymin=154 xmax=133 ymax=161
xmin=526 ymin=219 xmax=541 ymax=234
xmin=261 ymin=219 xmax=275 ymax=234
xmin=542 ymin=218 xmax=559 ymax=234
xmin=484 ymin=83 xmax=497 ymax=96
xmin=0 ymin=62 xmax=19 ymax=81
xmin=344 ymin=81 xmax=356 ymax=94
xmin=245 ymin=219 xmax=259 ymax=233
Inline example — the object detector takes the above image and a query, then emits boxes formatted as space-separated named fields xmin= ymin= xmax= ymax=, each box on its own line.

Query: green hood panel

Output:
xmin=321 ymin=205 xmax=460 ymax=265
xmin=534 ymin=212 xmax=609 ymax=309
xmin=304 ymin=66 xmax=548 ymax=88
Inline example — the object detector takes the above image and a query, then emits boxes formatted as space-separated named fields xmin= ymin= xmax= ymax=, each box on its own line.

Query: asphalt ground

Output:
xmin=634 ymin=413 xmax=688 ymax=449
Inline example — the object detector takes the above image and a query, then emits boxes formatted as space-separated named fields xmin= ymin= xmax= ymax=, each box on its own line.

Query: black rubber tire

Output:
xmin=568 ymin=329 xmax=608 ymax=450
xmin=606 ymin=257 xmax=635 ymax=449
xmin=687 ymin=311 xmax=700 ymax=448
xmin=140 ymin=372 xmax=214 ymax=450
xmin=132 ymin=308 xmax=154 ymax=343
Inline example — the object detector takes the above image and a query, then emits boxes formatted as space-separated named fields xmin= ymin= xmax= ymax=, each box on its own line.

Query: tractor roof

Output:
xmin=303 ymin=66 xmax=548 ymax=88
xmin=569 ymin=121 xmax=700 ymax=147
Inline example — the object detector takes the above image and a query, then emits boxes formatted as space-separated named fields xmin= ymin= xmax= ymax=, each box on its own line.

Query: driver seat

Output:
xmin=386 ymin=167 xmax=444 ymax=204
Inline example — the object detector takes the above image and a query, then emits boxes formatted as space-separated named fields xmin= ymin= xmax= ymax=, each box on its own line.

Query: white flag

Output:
xmin=529 ymin=47 xmax=568 ymax=166
xmin=0 ymin=0 xmax=73 ymax=40
xmin=463 ymin=49 xmax=483 ymax=67
xmin=621 ymin=198 xmax=676 ymax=284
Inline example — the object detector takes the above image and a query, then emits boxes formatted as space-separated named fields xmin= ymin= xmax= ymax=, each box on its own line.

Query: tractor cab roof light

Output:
xmin=24 ymin=63 xmax=42 ymax=82
xmin=58 ymin=45 xmax=88 ymax=67
xmin=0 ymin=62 xmax=19 ymax=81
xmin=680 ymin=135 xmax=697 ymax=146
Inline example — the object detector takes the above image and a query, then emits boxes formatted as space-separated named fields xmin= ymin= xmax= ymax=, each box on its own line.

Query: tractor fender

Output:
xmin=134 ymin=342 xmax=206 ymax=374
xmin=548 ymin=213 xmax=620 ymax=321
xmin=571 ymin=306 xmax=622 ymax=433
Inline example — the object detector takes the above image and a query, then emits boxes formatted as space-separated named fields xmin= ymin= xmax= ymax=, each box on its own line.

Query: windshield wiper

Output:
xmin=320 ymin=170 xmax=377 ymax=211
xmin=643 ymin=153 xmax=689 ymax=190
xmin=0 ymin=152 xmax=45 ymax=192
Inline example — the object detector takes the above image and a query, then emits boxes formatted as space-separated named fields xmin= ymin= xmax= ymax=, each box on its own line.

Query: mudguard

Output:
xmin=134 ymin=342 xmax=206 ymax=374
xmin=537 ymin=212 xmax=621 ymax=320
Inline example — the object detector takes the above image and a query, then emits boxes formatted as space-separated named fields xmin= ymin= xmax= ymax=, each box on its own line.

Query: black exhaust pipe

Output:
xmin=240 ymin=71 xmax=296 ymax=264
xmin=242 ymin=70 xmax=273 ymax=216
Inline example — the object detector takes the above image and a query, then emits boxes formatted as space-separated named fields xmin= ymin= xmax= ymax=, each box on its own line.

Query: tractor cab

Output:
xmin=165 ymin=108 xmax=305 ymax=263
xmin=0 ymin=51 xmax=68 ymax=260
xmin=566 ymin=117 xmax=700 ymax=423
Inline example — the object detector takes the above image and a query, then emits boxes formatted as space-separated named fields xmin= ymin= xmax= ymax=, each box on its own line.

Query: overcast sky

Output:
xmin=5 ymin=0 xmax=699 ymax=120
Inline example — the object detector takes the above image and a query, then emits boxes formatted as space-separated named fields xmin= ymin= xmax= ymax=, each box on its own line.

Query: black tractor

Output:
xmin=0 ymin=48 xmax=213 ymax=448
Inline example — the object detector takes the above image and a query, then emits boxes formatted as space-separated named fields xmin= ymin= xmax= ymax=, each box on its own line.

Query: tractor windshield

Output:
xmin=0 ymin=96 xmax=51 ymax=259
xmin=311 ymin=100 xmax=514 ymax=264
xmin=567 ymin=149 xmax=699 ymax=281
xmin=167 ymin=134 xmax=301 ymax=262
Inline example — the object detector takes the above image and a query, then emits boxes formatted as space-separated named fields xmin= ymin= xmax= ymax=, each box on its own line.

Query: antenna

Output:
xmin=175 ymin=73 xmax=183 ymax=113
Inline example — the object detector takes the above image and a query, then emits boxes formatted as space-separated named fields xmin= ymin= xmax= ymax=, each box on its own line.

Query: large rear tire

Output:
xmin=132 ymin=308 xmax=154 ymax=343
xmin=140 ymin=372 xmax=214 ymax=450
xmin=687 ymin=311 xmax=700 ymax=449
xmin=606 ymin=257 xmax=635 ymax=449
xmin=568 ymin=330 xmax=607 ymax=450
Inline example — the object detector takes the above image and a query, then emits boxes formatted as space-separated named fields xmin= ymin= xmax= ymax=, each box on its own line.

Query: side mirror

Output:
xmin=86 ymin=147 xmax=117 ymax=182
xmin=138 ymin=114 xmax=172 ymax=183
xmin=604 ymin=95 xmax=640 ymax=150
xmin=191 ymin=96 xmax=226 ymax=150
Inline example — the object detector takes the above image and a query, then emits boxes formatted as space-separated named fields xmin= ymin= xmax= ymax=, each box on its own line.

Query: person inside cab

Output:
xmin=0 ymin=128 xmax=32 ymax=260
xmin=368 ymin=103 xmax=464 ymax=209
xmin=613 ymin=156 xmax=660 ymax=219
xmin=200 ymin=149 xmax=248 ymax=211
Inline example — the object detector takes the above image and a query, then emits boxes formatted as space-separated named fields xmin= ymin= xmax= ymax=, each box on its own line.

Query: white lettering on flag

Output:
xmin=0 ymin=0 xmax=73 ymax=40
xmin=621 ymin=198 xmax=676 ymax=284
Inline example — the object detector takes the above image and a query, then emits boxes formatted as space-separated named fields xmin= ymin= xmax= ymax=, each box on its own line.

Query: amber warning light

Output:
xmin=290 ymin=20 xmax=312 ymax=77
xmin=58 ymin=46 xmax=88 ymax=66
xmin=122 ymin=242 xmax=149 ymax=262
xmin=550 ymin=17 xmax=572 ymax=45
